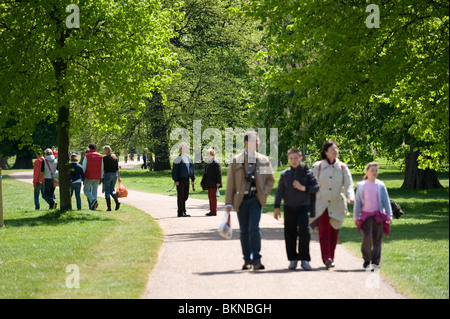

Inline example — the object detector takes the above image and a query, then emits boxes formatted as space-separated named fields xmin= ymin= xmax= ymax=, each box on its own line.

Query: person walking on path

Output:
xmin=225 ymin=131 xmax=275 ymax=271
xmin=201 ymin=148 xmax=222 ymax=216
xmin=39 ymin=148 xmax=58 ymax=209
xmin=172 ymin=142 xmax=195 ymax=217
xmin=354 ymin=162 xmax=392 ymax=270
xmin=69 ymin=153 xmax=85 ymax=211
xmin=32 ymin=150 xmax=45 ymax=210
xmin=82 ymin=143 xmax=103 ymax=210
xmin=274 ymin=148 xmax=320 ymax=271
xmin=103 ymin=145 xmax=121 ymax=211
xmin=310 ymin=141 xmax=355 ymax=269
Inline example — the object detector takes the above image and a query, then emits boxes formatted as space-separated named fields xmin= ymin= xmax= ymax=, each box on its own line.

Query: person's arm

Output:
xmin=353 ymin=183 xmax=362 ymax=222
xmin=306 ymin=168 xmax=320 ymax=193
xmin=82 ymin=156 xmax=87 ymax=172
xmin=380 ymin=183 xmax=392 ymax=220
xmin=274 ymin=173 xmax=285 ymax=220
xmin=101 ymin=160 xmax=104 ymax=180
xmin=225 ymin=160 xmax=235 ymax=212
xmin=343 ymin=164 xmax=355 ymax=204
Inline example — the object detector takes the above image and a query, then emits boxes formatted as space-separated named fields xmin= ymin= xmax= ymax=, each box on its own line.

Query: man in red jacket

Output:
xmin=82 ymin=143 xmax=104 ymax=210
xmin=33 ymin=150 xmax=45 ymax=210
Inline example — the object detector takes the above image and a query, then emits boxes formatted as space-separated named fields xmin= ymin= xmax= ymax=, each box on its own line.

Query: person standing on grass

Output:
xmin=201 ymin=148 xmax=222 ymax=216
xmin=354 ymin=162 xmax=392 ymax=270
xmin=70 ymin=153 xmax=85 ymax=211
xmin=310 ymin=141 xmax=355 ymax=269
xmin=33 ymin=150 xmax=45 ymax=210
xmin=172 ymin=142 xmax=195 ymax=217
xmin=103 ymin=145 xmax=121 ymax=211
xmin=225 ymin=131 xmax=275 ymax=271
xmin=82 ymin=143 xmax=103 ymax=210
xmin=39 ymin=148 xmax=58 ymax=210
xmin=274 ymin=148 xmax=320 ymax=271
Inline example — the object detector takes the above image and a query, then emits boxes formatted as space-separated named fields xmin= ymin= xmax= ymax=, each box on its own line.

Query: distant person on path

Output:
xmin=141 ymin=149 xmax=147 ymax=169
xmin=310 ymin=141 xmax=355 ymax=269
xmin=354 ymin=162 xmax=392 ymax=270
xmin=274 ymin=148 xmax=320 ymax=271
xmin=225 ymin=131 xmax=275 ymax=270
xmin=201 ymin=148 xmax=222 ymax=216
xmin=33 ymin=150 xmax=45 ymax=210
xmin=39 ymin=148 xmax=58 ymax=209
xmin=124 ymin=149 xmax=128 ymax=163
xmin=172 ymin=142 xmax=195 ymax=217
xmin=82 ymin=143 xmax=103 ymax=210
xmin=70 ymin=153 xmax=85 ymax=210
xmin=51 ymin=146 xmax=58 ymax=158
xmin=103 ymin=145 xmax=121 ymax=211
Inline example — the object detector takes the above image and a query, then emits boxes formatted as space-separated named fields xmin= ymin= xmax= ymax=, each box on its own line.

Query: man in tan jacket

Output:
xmin=225 ymin=131 xmax=275 ymax=270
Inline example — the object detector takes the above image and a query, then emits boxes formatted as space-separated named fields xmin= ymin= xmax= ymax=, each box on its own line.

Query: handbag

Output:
xmin=45 ymin=159 xmax=59 ymax=187
xmin=115 ymin=181 xmax=128 ymax=198
xmin=216 ymin=188 xmax=220 ymax=197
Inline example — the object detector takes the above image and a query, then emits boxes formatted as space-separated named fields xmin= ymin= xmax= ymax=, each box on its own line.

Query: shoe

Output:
xmin=324 ymin=258 xmax=333 ymax=269
xmin=301 ymin=261 xmax=312 ymax=271
xmin=90 ymin=199 xmax=98 ymax=210
xmin=53 ymin=202 xmax=58 ymax=210
xmin=363 ymin=261 xmax=370 ymax=269
xmin=288 ymin=260 xmax=298 ymax=270
xmin=111 ymin=194 xmax=120 ymax=211
xmin=182 ymin=213 xmax=191 ymax=217
xmin=205 ymin=212 xmax=217 ymax=216
xmin=253 ymin=261 xmax=265 ymax=271
xmin=331 ymin=261 xmax=335 ymax=268
xmin=242 ymin=260 xmax=253 ymax=270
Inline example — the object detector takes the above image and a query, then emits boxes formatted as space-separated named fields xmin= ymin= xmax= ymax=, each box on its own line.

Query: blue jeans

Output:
xmin=103 ymin=173 xmax=117 ymax=199
xmin=34 ymin=183 xmax=44 ymax=210
xmin=237 ymin=196 xmax=262 ymax=263
xmin=83 ymin=179 xmax=99 ymax=208
xmin=71 ymin=182 xmax=82 ymax=210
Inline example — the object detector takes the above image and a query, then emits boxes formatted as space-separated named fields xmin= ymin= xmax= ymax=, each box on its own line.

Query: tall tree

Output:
xmin=0 ymin=0 xmax=178 ymax=210
xmin=245 ymin=0 xmax=448 ymax=188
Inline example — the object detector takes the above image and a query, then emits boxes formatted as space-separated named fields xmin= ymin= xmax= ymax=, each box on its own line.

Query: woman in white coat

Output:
xmin=310 ymin=141 xmax=355 ymax=268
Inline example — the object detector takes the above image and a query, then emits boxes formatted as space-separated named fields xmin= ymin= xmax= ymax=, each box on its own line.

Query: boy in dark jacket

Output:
xmin=274 ymin=148 xmax=320 ymax=270
xmin=172 ymin=143 xmax=195 ymax=217
xmin=70 ymin=153 xmax=85 ymax=210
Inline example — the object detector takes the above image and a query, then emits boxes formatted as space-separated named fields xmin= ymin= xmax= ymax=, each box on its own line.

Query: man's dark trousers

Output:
xmin=284 ymin=205 xmax=311 ymax=261
xmin=176 ymin=178 xmax=190 ymax=216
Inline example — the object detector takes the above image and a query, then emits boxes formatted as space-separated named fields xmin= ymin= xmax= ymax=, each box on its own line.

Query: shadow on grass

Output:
xmin=4 ymin=210 xmax=115 ymax=228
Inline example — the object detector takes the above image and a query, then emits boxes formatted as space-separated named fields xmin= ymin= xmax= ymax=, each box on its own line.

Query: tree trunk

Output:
xmin=145 ymin=92 xmax=171 ymax=171
xmin=12 ymin=156 xmax=33 ymax=169
xmin=401 ymin=147 xmax=443 ymax=190
xmin=0 ymin=157 xmax=9 ymax=170
xmin=57 ymin=104 xmax=72 ymax=211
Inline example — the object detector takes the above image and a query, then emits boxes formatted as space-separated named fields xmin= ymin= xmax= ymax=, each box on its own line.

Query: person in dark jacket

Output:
xmin=274 ymin=148 xmax=320 ymax=271
xmin=103 ymin=145 xmax=121 ymax=211
xmin=70 ymin=153 xmax=85 ymax=210
xmin=201 ymin=148 xmax=222 ymax=216
xmin=172 ymin=142 xmax=195 ymax=217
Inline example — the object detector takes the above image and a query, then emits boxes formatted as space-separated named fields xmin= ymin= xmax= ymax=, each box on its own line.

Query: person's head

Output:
xmin=179 ymin=142 xmax=188 ymax=155
xmin=287 ymin=148 xmax=302 ymax=168
xmin=103 ymin=145 xmax=112 ymax=155
xmin=244 ymin=131 xmax=259 ymax=154
xmin=320 ymin=140 xmax=339 ymax=161
xmin=206 ymin=148 xmax=215 ymax=158
xmin=364 ymin=162 xmax=379 ymax=181
xmin=36 ymin=150 xmax=42 ymax=158
xmin=44 ymin=148 xmax=53 ymax=156
xmin=70 ymin=153 xmax=78 ymax=162
xmin=88 ymin=143 xmax=97 ymax=151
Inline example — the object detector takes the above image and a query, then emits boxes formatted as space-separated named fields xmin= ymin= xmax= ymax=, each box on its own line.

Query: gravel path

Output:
xmin=10 ymin=169 xmax=406 ymax=299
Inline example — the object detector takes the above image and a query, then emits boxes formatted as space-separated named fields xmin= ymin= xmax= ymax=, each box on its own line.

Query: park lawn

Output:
xmin=120 ymin=163 xmax=449 ymax=299
xmin=0 ymin=173 xmax=163 ymax=299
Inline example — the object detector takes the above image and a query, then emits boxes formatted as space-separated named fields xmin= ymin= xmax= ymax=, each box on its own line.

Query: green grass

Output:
xmin=121 ymin=163 xmax=449 ymax=299
xmin=0 ymin=172 xmax=163 ymax=299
